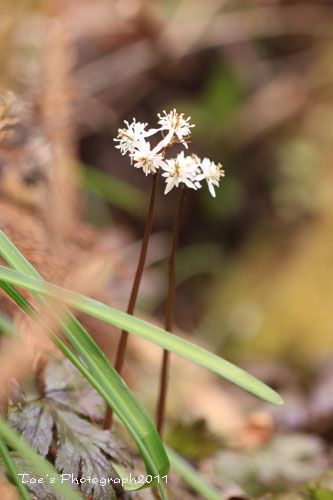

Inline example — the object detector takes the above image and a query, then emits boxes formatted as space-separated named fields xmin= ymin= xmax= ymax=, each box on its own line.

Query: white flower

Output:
xmin=114 ymin=118 xmax=155 ymax=155
xmin=196 ymin=157 xmax=225 ymax=197
xmin=157 ymin=109 xmax=194 ymax=148
xmin=161 ymin=151 xmax=200 ymax=194
xmin=130 ymin=141 xmax=166 ymax=176
xmin=113 ymin=113 xmax=225 ymax=197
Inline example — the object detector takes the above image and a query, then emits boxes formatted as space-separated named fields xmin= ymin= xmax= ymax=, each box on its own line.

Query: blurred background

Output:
xmin=2 ymin=0 xmax=333 ymax=497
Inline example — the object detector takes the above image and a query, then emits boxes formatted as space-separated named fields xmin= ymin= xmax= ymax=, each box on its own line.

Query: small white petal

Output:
xmin=198 ymin=157 xmax=224 ymax=196
xmin=130 ymin=140 xmax=166 ymax=175
xmin=161 ymin=151 xmax=201 ymax=193
xmin=157 ymin=109 xmax=194 ymax=147
xmin=164 ymin=179 xmax=175 ymax=194
xmin=184 ymin=179 xmax=196 ymax=190
xmin=208 ymin=182 xmax=216 ymax=197
xmin=153 ymin=130 xmax=174 ymax=153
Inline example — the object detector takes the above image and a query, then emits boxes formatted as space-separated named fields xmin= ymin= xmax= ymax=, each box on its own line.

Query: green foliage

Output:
xmin=0 ymin=230 xmax=169 ymax=499
xmin=162 ymin=243 xmax=223 ymax=284
xmin=181 ymin=66 xmax=243 ymax=140
xmin=302 ymin=471 xmax=333 ymax=500
xmin=166 ymin=420 xmax=220 ymax=460
xmin=0 ymin=262 xmax=283 ymax=406
xmin=167 ymin=446 xmax=221 ymax=500
xmin=81 ymin=163 xmax=147 ymax=217
xmin=0 ymin=439 xmax=31 ymax=500
xmin=0 ymin=228 xmax=283 ymax=498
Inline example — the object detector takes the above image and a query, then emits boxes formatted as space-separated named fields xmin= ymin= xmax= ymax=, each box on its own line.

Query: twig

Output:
xmin=156 ymin=188 xmax=186 ymax=435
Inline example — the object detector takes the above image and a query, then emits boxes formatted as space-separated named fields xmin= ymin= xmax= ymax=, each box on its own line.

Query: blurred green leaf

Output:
xmin=0 ymin=262 xmax=283 ymax=406
xmin=0 ymin=229 xmax=169 ymax=499
xmin=175 ymin=66 xmax=243 ymax=139
xmin=167 ymin=446 xmax=221 ymax=500
xmin=0 ymin=438 xmax=31 ymax=500
xmin=166 ymin=420 xmax=220 ymax=460
xmin=158 ymin=243 xmax=223 ymax=283
xmin=81 ymin=164 xmax=146 ymax=216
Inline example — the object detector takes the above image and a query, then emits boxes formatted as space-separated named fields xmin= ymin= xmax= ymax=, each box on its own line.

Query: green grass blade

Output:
xmin=56 ymin=316 xmax=169 ymax=482
xmin=0 ymin=230 xmax=283 ymax=405
xmin=0 ymin=230 xmax=169 ymax=498
xmin=0 ymin=281 xmax=33 ymax=313
xmin=0 ymin=312 xmax=168 ymax=497
xmin=52 ymin=334 xmax=168 ymax=497
xmin=0 ymin=264 xmax=283 ymax=406
xmin=166 ymin=446 xmax=220 ymax=500
xmin=0 ymin=228 xmax=282 ymax=500
xmin=0 ymin=419 xmax=82 ymax=500
xmin=0 ymin=231 xmax=39 ymax=278
xmin=0 ymin=438 xmax=31 ymax=500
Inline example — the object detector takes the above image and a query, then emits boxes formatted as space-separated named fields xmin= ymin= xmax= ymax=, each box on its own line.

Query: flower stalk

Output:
xmin=103 ymin=172 xmax=159 ymax=430
xmin=108 ymin=109 xmax=223 ymax=432
xmin=156 ymin=188 xmax=186 ymax=435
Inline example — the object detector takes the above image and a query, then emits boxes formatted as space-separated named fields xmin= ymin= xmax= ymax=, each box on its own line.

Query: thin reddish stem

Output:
xmin=103 ymin=172 xmax=159 ymax=429
xmin=156 ymin=188 xmax=185 ymax=435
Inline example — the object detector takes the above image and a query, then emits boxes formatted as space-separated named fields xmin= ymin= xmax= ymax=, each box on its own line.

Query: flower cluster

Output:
xmin=114 ymin=109 xmax=224 ymax=196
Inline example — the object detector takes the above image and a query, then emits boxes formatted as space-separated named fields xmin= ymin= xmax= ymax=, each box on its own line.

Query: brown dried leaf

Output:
xmin=8 ymin=358 xmax=131 ymax=499
xmin=9 ymin=403 xmax=53 ymax=458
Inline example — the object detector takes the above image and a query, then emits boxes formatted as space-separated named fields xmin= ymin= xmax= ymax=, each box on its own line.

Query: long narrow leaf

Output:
xmin=0 ymin=263 xmax=283 ymax=406
xmin=166 ymin=447 xmax=220 ymax=500
xmin=0 ymin=438 xmax=31 ymax=500
xmin=56 ymin=316 xmax=169 ymax=482
xmin=0 ymin=310 xmax=168 ymax=497
xmin=52 ymin=334 xmax=168 ymax=496
xmin=0 ymin=281 xmax=33 ymax=313
xmin=0 ymin=230 xmax=169 ymax=498
xmin=0 ymin=293 xmax=169 ymax=497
